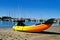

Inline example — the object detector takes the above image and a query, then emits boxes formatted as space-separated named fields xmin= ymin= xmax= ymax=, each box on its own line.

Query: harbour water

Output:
xmin=0 ymin=21 xmax=16 ymax=28
xmin=0 ymin=21 xmax=59 ymax=28
xmin=0 ymin=21 xmax=41 ymax=28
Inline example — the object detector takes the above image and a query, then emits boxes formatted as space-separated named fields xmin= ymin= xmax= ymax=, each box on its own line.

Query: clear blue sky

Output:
xmin=0 ymin=0 xmax=60 ymax=18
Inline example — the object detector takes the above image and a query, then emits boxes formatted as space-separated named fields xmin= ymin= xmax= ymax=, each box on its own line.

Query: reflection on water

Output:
xmin=0 ymin=21 xmax=16 ymax=28
xmin=0 ymin=21 xmax=59 ymax=28
xmin=24 ymin=21 xmax=41 ymax=26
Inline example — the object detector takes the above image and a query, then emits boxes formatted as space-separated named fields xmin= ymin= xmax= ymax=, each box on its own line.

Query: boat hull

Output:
xmin=13 ymin=24 xmax=51 ymax=32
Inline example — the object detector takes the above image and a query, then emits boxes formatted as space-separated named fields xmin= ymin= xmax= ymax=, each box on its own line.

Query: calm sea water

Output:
xmin=0 ymin=21 xmax=16 ymax=28
xmin=0 ymin=21 xmax=59 ymax=28
xmin=0 ymin=21 xmax=41 ymax=28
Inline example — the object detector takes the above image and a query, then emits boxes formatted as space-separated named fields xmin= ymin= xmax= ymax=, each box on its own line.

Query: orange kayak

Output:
xmin=13 ymin=18 xmax=55 ymax=32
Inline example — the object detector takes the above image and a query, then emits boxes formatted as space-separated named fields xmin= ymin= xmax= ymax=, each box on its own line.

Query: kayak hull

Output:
xmin=13 ymin=24 xmax=51 ymax=32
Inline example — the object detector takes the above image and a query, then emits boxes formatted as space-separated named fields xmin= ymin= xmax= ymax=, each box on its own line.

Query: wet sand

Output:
xmin=0 ymin=26 xmax=60 ymax=40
